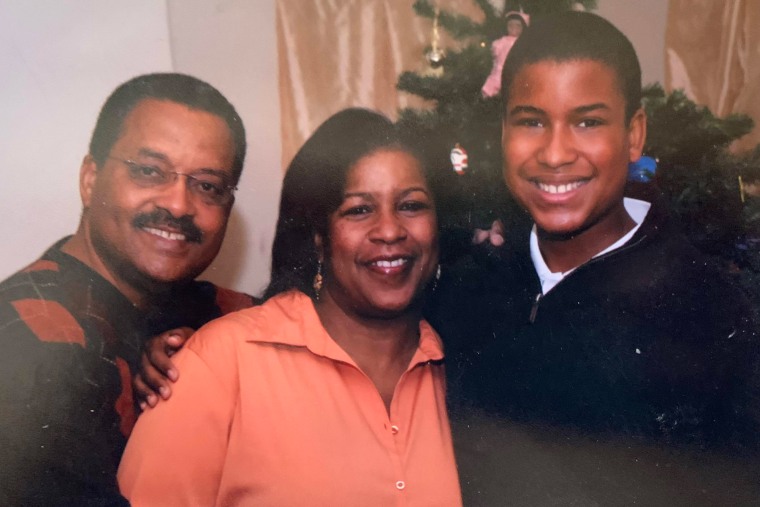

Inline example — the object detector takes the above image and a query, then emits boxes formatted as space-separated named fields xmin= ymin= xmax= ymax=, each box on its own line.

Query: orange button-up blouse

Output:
xmin=118 ymin=291 xmax=461 ymax=506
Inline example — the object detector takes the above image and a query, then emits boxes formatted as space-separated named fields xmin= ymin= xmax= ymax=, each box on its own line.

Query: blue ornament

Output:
xmin=628 ymin=156 xmax=657 ymax=182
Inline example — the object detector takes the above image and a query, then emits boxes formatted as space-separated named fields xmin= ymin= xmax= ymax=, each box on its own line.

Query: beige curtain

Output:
xmin=276 ymin=0 xmax=483 ymax=168
xmin=666 ymin=0 xmax=760 ymax=152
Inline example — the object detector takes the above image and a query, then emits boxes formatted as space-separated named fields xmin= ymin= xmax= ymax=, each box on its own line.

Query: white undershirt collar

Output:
xmin=530 ymin=197 xmax=651 ymax=294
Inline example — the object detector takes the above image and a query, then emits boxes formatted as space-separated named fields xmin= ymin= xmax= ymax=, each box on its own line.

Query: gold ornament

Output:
xmin=424 ymin=6 xmax=445 ymax=76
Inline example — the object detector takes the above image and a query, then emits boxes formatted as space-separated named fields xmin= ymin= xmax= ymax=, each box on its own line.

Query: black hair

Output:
xmin=505 ymin=12 xmax=527 ymax=29
xmin=263 ymin=108 xmax=449 ymax=300
xmin=88 ymin=73 xmax=247 ymax=183
xmin=501 ymin=11 xmax=642 ymax=122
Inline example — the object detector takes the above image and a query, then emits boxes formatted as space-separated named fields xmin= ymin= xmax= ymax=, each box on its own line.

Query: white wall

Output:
xmin=0 ymin=1 xmax=173 ymax=278
xmin=0 ymin=0 xmax=281 ymax=296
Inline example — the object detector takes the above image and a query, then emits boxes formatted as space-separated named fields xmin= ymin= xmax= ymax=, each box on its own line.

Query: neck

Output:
xmin=62 ymin=226 xmax=149 ymax=307
xmin=538 ymin=203 xmax=636 ymax=273
xmin=314 ymin=289 xmax=421 ymax=412
xmin=315 ymin=293 xmax=421 ymax=367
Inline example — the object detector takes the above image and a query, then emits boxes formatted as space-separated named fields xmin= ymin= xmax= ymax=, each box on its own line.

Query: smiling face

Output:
xmin=502 ymin=59 xmax=645 ymax=242
xmin=80 ymin=98 xmax=236 ymax=296
xmin=318 ymin=149 xmax=439 ymax=319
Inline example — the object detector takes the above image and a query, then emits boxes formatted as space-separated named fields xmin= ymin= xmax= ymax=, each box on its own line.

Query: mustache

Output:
xmin=132 ymin=208 xmax=203 ymax=243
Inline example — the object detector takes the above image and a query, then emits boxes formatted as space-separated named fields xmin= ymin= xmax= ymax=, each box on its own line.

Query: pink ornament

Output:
xmin=481 ymin=11 xmax=530 ymax=98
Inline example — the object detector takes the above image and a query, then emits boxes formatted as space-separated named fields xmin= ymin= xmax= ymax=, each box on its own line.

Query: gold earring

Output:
xmin=313 ymin=262 xmax=323 ymax=299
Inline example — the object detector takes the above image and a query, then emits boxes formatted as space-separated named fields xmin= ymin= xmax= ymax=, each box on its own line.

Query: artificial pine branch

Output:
xmin=644 ymin=84 xmax=753 ymax=168
xmin=411 ymin=0 xmax=435 ymax=18
xmin=473 ymin=0 xmax=497 ymax=18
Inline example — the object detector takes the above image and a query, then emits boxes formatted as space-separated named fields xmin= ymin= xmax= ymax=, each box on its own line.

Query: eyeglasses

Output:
xmin=108 ymin=156 xmax=237 ymax=206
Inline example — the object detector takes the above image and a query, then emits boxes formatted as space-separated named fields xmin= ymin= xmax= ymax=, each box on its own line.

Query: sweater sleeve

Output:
xmin=0 ymin=306 xmax=130 ymax=506
xmin=118 ymin=324 xmax=239 ymax=507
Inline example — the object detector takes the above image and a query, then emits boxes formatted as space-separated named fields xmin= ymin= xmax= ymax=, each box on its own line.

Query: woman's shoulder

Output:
xmin=186 ymin=290 xmax=313 ymax=356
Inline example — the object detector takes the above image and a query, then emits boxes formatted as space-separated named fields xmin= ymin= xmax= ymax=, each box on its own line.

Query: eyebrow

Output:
xmin=573 ymin=103 xmax=611 ymax=114
xmin=507 ymin=102 xmax=611 ymax=117
xmin=343 ymin=191 xmax=373 ymax=200
xmin=400 ymin=186 xmax=431 ymax=198
xmin=507 ymin=105 xmax=544 ymax=116
xmin=342 ymin=186 xmax=431 ymax=199
xmin=136 ymin=148 xmax=170 ymax=162
xmin=135 ymin=148 xmax=229 ymax=177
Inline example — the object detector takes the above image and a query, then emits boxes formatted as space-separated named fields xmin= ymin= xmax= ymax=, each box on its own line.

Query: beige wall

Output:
xmin=597 ymin=0 xmax=668 ymax=86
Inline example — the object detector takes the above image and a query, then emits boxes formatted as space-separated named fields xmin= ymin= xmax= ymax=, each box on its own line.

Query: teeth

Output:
xmin=373 ymin=258 xmax=408 ymax=268
xmin=536 ymin=181 xmax=585 ymax=194
xmin=144 ymin=227 xmax=186 ymax=241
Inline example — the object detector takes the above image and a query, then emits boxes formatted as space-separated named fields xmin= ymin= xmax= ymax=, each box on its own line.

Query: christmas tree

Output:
xmin=397 ymin=0 xmax=760 ymax=308
xmin=643 ymin=84 xmax=754 ymax=257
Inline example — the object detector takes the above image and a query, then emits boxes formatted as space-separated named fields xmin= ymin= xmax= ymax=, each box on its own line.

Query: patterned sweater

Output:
xmin=0 ymin=238 xmax=256 ymax=506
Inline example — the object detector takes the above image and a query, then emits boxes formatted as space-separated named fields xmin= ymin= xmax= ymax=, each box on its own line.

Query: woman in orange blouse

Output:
xmin=118 ymin=109 xmax=462 ymax=506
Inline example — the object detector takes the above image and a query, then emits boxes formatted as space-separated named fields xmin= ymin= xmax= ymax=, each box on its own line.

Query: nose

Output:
xmin=369 ymin=209 xmax=407 ymax=244
xmin=536 ymin=125 xmax=577 ymax=169
xmin=152 ymin=174 xmax=196 ymax=218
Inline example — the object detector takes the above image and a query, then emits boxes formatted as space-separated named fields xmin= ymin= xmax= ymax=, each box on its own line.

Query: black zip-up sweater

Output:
xmin=430 ymin=184 xmax=759 ymax=449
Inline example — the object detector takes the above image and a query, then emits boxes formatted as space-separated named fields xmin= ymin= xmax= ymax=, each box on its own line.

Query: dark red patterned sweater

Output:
xmin=0 ymin=238 xmax=256 ymax=506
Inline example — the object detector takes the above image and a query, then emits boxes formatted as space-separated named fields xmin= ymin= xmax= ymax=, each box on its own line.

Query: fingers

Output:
xmin=164 ymin=335 xmax=183 ymax=359
xmin=133 ymin=371 xmax=159 ymax=411
xmin=134 ymin=327 xmax=194 ymax=408
xmin=147 ymin=340 xmax=178 ymax=383
xmin=134 ymin=351 xmax=173 ymax=411
xmin=163 ymin=327 xmax=193 ymax=360
xmin=147 ymin=327 xmax=193 ymax=380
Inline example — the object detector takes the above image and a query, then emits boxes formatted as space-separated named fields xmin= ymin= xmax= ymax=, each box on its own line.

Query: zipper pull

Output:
xmin=529 ymin=293 xmax=542 ymax=323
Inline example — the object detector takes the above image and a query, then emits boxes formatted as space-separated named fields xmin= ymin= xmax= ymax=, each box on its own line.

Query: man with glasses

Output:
xmin=0 ymin=73 xmax=256 ymax=505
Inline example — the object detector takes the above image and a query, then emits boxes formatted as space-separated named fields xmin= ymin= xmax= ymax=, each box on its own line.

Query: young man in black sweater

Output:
xmin=432 ymin=11 xmax=760 ymax=504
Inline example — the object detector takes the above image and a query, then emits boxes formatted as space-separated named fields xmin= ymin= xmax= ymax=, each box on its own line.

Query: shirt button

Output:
xmin=391 ymin=425 xmax=399 ymax=435
xmin=396 ymin=481 xmax=406 ymax=490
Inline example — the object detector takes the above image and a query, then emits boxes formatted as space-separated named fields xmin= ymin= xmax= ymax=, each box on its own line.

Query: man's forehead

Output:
xmin=114 ymin=99 xmax=236 ymax=169
xmin=121 ymin=98 xmax=222 ymax=130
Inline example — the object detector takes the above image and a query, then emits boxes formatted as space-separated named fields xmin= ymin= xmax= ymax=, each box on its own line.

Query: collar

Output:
xmin=530 ymin=197 xmax=652 ymax=294
xmin=244 ymin=291 xmax=445 ymax=369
